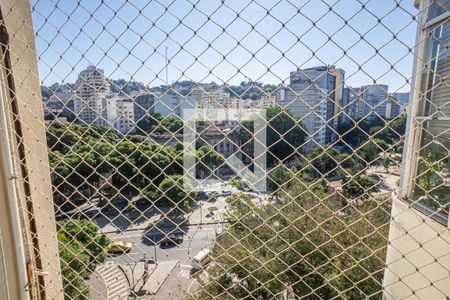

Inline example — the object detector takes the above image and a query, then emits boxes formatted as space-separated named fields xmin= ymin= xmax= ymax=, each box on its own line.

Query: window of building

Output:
xmin=406 ymin=1 xmax=450 ymax=224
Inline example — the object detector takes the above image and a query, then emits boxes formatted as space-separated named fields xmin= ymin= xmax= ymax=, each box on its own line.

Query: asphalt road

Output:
xmin=106 ymin=223 xmax=220 ymax=265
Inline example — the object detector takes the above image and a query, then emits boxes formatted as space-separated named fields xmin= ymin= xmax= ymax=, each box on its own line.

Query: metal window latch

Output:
xmin=33 ymin=270 xmax=48 ymax=276
xmin=24 ymin=283 xmax=31 ymax=292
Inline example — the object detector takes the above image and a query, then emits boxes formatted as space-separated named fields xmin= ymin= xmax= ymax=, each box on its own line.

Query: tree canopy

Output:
xmin=240 ymin=106 xmax=308 ymax=166
xmin=57 ymin=219 xmax=109 ymax=299
xmin=193 ymin=173 xmax=390 ymax=299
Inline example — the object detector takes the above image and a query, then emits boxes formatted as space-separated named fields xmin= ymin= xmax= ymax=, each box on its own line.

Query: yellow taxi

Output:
xmin=107 ymin=241 xmax=132 ymax=254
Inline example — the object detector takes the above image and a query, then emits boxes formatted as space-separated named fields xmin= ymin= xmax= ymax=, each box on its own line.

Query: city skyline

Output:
xmin=44 ymin=63 xmax=409 ymax=150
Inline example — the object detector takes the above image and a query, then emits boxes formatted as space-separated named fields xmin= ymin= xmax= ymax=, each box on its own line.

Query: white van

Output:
xmin=192 ymin=249 xmax=211 ymax=270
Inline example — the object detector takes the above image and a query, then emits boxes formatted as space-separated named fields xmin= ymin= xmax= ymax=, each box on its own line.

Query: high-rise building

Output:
xmin=154 ymin=93 xmax=196 ymax=118
xmin=285 ymin=87 xmax=328 ymax=146
xmin=360 ymin=84 xmax=389 ymax=120
xmin=391 ymin=92 xmax=410 ymax=108
xmin=386 ymin=92 xmax=409 ymax=119
xmin=73 ymin=66 xmax=111 ymax=126
xmin=284 ymin=66 xmax=344 ymax=148
xmin=341 ymin=87 xmax=363 ymax=122
xmin=329 ymin=67 xmax=345 ymax=128
xmin=107 ymin=94 xmax=135 ymax=134
xmin=132 ymin=91 xmax=155 ymax=123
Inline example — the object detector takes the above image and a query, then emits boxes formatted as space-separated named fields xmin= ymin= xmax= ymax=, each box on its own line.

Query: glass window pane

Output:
xmin=427 ymin=0 xmax=450 ymax=21
xmin=419 ymin=19 xmax=450 ymax=118
xmin=412 ymin=120 xmax=449 ymax=218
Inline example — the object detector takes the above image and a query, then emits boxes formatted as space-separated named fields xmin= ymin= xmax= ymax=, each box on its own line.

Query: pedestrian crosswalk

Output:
xmin=94 ymin=262 xmax=129 ymax=300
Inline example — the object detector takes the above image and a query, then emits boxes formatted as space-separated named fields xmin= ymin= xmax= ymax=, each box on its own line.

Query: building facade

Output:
xmin=154 ymin=93 xmax=196 ymax=118
xmin=390 ymin=92 xmax=410 ymax=113
xmin=132 ymin=91 xmax=155 ymax=123
xmin=383 ymin=1 xmax=450 ymax=298
xmin=360 ymin=84 xmax=389 ymax=120
xmin=284 ymin=66 xmax=344 ymax=147
xmin=108 ymin=94 xmax=135 ymax=134
xmin=341 ymin=87 xmax=364 ymax=122
xmin=73 ymin=65 xmax=111 ymax=126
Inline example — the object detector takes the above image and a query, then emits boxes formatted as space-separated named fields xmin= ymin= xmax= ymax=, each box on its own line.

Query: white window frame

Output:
xmin=401 ymin=0 xmax=450 ymax=226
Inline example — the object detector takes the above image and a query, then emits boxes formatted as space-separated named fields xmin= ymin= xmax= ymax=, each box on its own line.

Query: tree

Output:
xmin=57 ymin=219 xmax=109 ymax=299
xmin=194 ymin=177 xmax=389 ymax=299
xmin=267 ymin=165 xmax=294 ymax=191
xmin=58 ymin=233 xmax=90 ymax=300
xmin=418 ymin=150 xmax=445 ymax=191
xmin=342 ymin=175 xmax=380 ymax=198
xmin=383 ymin=156 xmax=391 ymax=173
xmin=337 ymin=114 xmax=406 ymax=148
xmin=308 ymin=146 xmax=339 ymax=176
xmin=196 ymin=145 xmax=225 ymax=178
xmin=230 ymin=178 xmax=244 ymax=188
xmin=358 ymin=138 xmax=388 ymax=163
xmin=336 ymin=119 xmax=369 ymax=146
xmin=157 ymin=175 xmax=196 ymax=210
xmin=240 ymin=107 xmax=307 ymax=166
xmin=47 ymin=122 xmax=187 ymax=207
xmin=57 ymin=219 xmax=110 ymax=265
xmin=267 ymin=107 xmax=307 ymax=165
xmin=136 ymin=113 xmax=183 ymax=135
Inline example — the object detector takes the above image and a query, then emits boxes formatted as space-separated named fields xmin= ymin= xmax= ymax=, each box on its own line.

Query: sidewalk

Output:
xmin=188 ymin=196 xmax=228 ymax=225
xmin=143 ymin=260 xmax=178 ymax=294
xmin=98 ymin=196 xmax=229 ymax=235
xmin=123 ymin=260 xmax=179 ymax=296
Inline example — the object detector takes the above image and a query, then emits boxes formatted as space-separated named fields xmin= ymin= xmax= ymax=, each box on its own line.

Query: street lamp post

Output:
xmin=153 ymin=225 xmax=158 ymax=264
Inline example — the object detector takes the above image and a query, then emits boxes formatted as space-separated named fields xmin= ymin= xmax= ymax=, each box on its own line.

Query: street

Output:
xmin=86 ymin=181 xmax=263 ymax=299
xmin=99 ymin=223 xmax=222 ymax=298
xmin=106 ymin=223 xmax=220 ymax=264
xmin=90 ymin=183 xmax=233 ymax=299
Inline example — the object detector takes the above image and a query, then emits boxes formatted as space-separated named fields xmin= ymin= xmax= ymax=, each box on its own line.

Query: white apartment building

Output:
xmin=154 ymin=93 xmax=196 ymax=118
xmin=191 ymin=86 xmax=232 ymax=110
xmin=107 ymin=94 xmax=135 ymax=134
xmin=73 ymin=65 xmax=111 ymax=126
xmin=253 ymin=94 xmax=277 ymax=108
xmin=385 ymin=92 xmax=410 ymax=120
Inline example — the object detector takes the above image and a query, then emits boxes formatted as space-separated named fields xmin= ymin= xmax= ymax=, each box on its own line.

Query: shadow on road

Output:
xmin=141 ymin=215 xmax=190 ymax=246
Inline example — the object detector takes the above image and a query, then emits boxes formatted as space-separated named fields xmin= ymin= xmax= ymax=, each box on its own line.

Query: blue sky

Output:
xmin=32 ymin=0 xmax=418 ymax=92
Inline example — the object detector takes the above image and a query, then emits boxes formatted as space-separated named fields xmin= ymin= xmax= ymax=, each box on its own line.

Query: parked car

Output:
xmin=160 ymin=233 xmax=183 ymax=247
xmin=221 ymin=191 xmax=231 ymax=196
xmin=196 ymin=191 xmax=208 ymax=200
xmin=248 ymin=192 xmax=259 ymax=198
xmin=191 ymin=249 xmax=212 ymax=272
xmin=107 ymin=241 xmax=132 ymax=254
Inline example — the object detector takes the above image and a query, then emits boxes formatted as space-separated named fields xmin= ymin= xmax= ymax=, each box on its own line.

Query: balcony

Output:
xmin=0 ymin=0 xmax=448 ymax=299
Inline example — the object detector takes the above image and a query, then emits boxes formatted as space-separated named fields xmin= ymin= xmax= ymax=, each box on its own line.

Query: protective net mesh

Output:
xmin=0 ymin=0 xmax=449 ymax=299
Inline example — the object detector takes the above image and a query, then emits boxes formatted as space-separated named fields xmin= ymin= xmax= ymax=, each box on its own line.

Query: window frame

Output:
xmin=401 ymin=0 xmax=450 ymax=227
